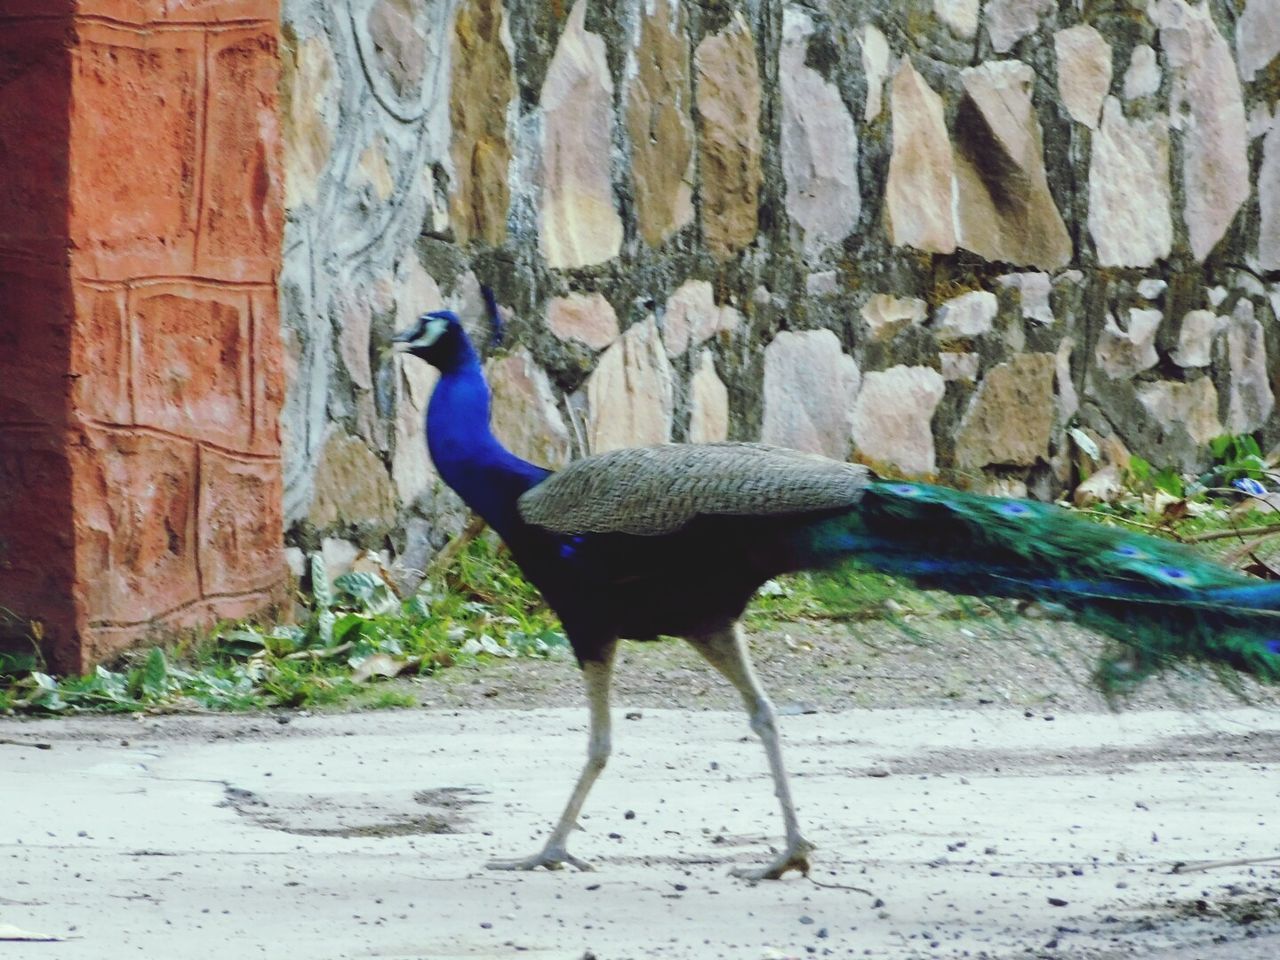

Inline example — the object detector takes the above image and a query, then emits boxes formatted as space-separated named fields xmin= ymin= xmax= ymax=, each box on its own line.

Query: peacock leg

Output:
xmin=690 ymin=623 xmax=815 ymax=881
xmin=486 ymin=639 xmax=616 ymax=872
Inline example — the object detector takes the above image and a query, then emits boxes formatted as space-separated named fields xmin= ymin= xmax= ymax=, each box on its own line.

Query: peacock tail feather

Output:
xmin=796 ymin=481 xmax=1280 ymax=692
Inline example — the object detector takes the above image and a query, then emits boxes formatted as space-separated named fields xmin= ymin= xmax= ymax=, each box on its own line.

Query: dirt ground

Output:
xmin=2 ymin=620 xmax=1280 ymax=959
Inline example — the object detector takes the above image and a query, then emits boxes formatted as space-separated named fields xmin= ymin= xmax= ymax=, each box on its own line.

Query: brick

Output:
xmin=250 ymin=288 xmax=283 ymax=455
xmin=0 ymin=256 xmax=73 ymax=428
xmin=196 ymin=26 xmax=283 ymax=282
xmin=68 ymin=22 xmax=201 ymax=281
xmin=0 ymin=20 xmax=72 ymax=254
xmin=130 ymin=283 xmax=253 ymax=448
xmin=70 ymin=427 xmax=200 ymax=624
xmin=69 ymin=281 xmax=130 ymax=424
xmin=197 ymin=446 xmax=284 ymax=595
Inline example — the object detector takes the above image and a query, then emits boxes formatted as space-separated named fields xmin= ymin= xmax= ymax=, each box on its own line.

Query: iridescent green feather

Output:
xmin=798 ymin=481 xmax=1280 ymax=693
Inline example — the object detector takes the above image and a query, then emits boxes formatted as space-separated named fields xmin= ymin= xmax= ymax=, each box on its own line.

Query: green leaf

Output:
xmin=140 ymin=648 xmax=170 ymax=700
xmin=334 ymin=571 xmax=399 ymax=616
xmin=318 ymin=609 xmax=337 ymax=647
xmin=311 ymin=553 xmax=333 ymax=611
xmin=218 ymin=628 xmax=269 ymax=658
xmin=332 ymin=612 xmax=371 ymax=645
xmin=1152 ymin=467 xmax=1184 ymax=497
xmin=405 ymin=594 xmax=432 ymax=620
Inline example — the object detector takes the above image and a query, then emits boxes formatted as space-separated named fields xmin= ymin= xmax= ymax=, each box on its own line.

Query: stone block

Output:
xmin=547 ymin=292 xmax=619 ymax=350
xmin=72 ymin=428 xmax=201 ymax=625
xmin=1155 ymin=0 xmax=1249 ymax=261
xmin=392 ymin=357 xmax=438 ymax=505
xmin=861 ymin=294 xmax=927 ymax=343
xmin=1237 ymin=0 xmax=1280 ymax=82
xmin=688 ymin=351 xmax=730 ymax=445
xmin=367 ymin=0 xmax=428 ymax=98
xmin=851 ymin=366 xmax=945 ymax=476
xmin=1088 ymin=98 xmax=1172 ymax=268
xmin=1054 ymin=25 xmax=1111 ymax=129
xmin=934 ymin=290 xmax=997 ymax=339
xmin=1095 ymin=308 xmax=1161 ymax=380
xmin=695 ymin=13 xmax=763 ymax=261
xmin=586 ymin=318 xmax=673 ymax=453
xmin=488 ymin=349 xmax=572 ymax=469
xmin=1170 ymin=309 xmax=1224 ymax=368
xmin=626 ymin=0 xmax=694 ymax=248
xmin=1123 ymin=45 xmax=1160 ymax=100
xmin=197 ymin=26 xmax=283 ymax=282
xmin=281 ymin=29 xmax=339 ymax=211
xmin=985 ymin=0 xmax=1053 ymax=53
xmin=761 ymin=329 xmax=860 ymax=461
xmin=1260 ymin=113 xmax=1280 ymax=272
xmin=70 ymin=282 xmax=131 ymax=425
xmin=309 ymin=428 xmax=398 ymax=530
xmin=661 ymin=280 xmax=739 ymax=358
xmin=198 ymin=446 xmax=285 ymax=596
xmin=934 ymin=0 xmax=979 ymax=39
xmin=886 ymin=59 xmax=955 ymax=254
xmin=130 ymin=283 xmax=254 ymax=449
xmin=449 ymin=0 xmax=514 ymax=245
xmin=953 ymin=61 xmax=1071 ymax=269
xmin=537 ymin=0 xmax=622 ymax=269
xmin=1225 ymin=302 xmax=1275 ymax=434
xmin=955 ymin=353 xmax=1057 ymax=469
xmin=861 ymin=25 xmax=890 ymax=122
xmin=1137 ymin=378 xmax=1222 ymax=447
xmin=68 ymin=22 xmax=201 ymax=281
xmin=780 ymin=8 xmax=859 ymax=256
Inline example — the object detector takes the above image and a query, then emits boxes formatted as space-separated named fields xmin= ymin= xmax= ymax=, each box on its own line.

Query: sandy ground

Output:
xmin=2 ymin=625 xmax=1280 ymax=960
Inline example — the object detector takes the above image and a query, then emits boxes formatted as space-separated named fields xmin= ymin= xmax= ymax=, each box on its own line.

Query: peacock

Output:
xmin=393 ymin=308 xmax=1280 ymax=881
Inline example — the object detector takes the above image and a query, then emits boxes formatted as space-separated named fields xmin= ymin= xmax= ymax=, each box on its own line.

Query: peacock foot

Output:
xmin=730 ymin=837 xmax=815 ymax=881
xmin=486 ymin=845 xmax=595 ymax=873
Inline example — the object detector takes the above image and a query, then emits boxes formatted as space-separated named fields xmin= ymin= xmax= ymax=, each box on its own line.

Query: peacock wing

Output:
xmin=517 ymin=442 xmax=873 ymax=535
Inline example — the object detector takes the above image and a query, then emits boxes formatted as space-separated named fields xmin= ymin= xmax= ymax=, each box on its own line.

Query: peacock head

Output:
xmin=391 ymin=310 xmax=474 ymax=370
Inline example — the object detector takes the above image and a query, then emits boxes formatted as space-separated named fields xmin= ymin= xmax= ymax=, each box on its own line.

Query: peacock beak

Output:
xmin=390 ymin=327 xmax=416 ymax=349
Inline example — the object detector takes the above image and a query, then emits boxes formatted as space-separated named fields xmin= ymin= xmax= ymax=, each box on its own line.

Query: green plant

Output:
xmin=1209 ymin=434 xmax=1269 ymax=486
xmin=0 ymin=536 xmax=568 ymax=716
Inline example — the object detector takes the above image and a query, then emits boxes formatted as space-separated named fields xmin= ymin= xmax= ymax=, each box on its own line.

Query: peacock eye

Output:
xmin=1159 ymin=566 xmax=1189 ymax=581
xmin=1266 ymin=639 xmax=1280 ymax=655
xmin=889 ymin=484 xmax=917 ymax=496
xmin=997 ymin=502 xmax=1030 ymax=516
xmin=1115 ymin=544 xmax=1140 ymax=557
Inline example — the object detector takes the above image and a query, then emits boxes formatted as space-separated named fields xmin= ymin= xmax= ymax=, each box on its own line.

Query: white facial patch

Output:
xmin=412 ymin=316 xmax=449 ymax=348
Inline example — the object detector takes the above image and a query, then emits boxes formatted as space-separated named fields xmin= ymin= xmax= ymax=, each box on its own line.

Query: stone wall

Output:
xmin=279 ymin=0 xmax=1280 ymax=571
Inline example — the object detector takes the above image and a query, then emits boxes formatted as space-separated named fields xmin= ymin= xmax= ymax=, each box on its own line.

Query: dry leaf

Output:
xmin=351 ymin=654 xmax=421 ymax=683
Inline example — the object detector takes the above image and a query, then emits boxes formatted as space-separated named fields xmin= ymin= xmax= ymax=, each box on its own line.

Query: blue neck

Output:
xmin=426 ymin=348 xmax=550 ymax=541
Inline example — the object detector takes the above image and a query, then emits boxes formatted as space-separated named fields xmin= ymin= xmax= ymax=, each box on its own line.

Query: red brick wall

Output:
xmin=0 ymin=0 xmax=286 ymax=672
